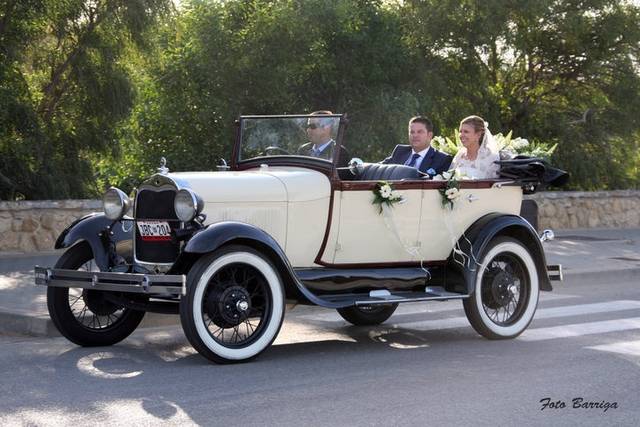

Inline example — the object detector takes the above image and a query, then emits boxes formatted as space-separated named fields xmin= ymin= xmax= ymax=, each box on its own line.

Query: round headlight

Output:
xmin=174 ymin=188 xmax=203 ymax=222
xmin=103 ymin=187 xmax=131 ymax=220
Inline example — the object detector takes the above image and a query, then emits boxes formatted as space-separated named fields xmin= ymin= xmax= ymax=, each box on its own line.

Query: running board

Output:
xmin=318 ymin=286 xmax=468 ymax=307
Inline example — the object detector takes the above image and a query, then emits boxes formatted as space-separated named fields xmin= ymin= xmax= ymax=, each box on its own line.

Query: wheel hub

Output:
xmin=488 ymin=272 xmax=515 ymax=307
xmin=83 ymin=290 xmax=120 ymax=316
xmin=205 ymin=285 xmax=251 ymax=328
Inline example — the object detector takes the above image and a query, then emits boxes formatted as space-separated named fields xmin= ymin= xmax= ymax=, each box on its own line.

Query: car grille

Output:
xmin=134 ymin=188 xmax=181 ymax=264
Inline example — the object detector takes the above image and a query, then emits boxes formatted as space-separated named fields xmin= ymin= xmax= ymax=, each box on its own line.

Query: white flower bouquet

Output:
xmin=372 ymin=181 xmax=404 ymax=214
xmin=434 ymin=169 xmax=462 ymax=209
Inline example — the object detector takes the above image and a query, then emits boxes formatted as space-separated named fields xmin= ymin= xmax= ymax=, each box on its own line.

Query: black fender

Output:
xmin=173 ymin=221 xmax=318 ymax=305
xmin=55 ymin=213 xmax=133 ymax=271
xmin=448 ymin=213 xmax=552 ymax=293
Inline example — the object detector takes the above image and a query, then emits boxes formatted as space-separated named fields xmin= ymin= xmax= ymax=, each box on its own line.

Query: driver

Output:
xmin=297 ymin=110 xmax=349 ymax=166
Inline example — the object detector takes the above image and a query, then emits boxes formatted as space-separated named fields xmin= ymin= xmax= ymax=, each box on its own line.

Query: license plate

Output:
xmin=137 ymin=221 xmax=172 ymax=241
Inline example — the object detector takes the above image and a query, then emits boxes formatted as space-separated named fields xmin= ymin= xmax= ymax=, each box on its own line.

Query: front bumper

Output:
xmin=34 ymin=266 xmax=186 ymax=295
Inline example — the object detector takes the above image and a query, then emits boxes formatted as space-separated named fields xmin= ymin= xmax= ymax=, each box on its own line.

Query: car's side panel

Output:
xmin=419 ymin=186 xmax=522 ymax=260
xmin=177 ymin=167 xmax=332 ymax=267
xmin=332 ymin=189 xmax=423 ymax=263
xmin=203 ymin=202 xmax=288 ymax=250
xmin=260 ymin=167 xmax=331 ymax=202
xmin=285 ymin=198 xmax=331 ymax=266
xmin=263 ymin=167 xmax=332 ymax=266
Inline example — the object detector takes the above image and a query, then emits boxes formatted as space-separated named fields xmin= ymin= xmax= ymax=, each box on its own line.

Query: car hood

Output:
xmin=169 ymin=167 xmax=331 ymax=203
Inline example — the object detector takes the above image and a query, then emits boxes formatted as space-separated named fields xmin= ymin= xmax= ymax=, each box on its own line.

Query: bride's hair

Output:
xmin=460 ymin=115 xmax=486 ymax=145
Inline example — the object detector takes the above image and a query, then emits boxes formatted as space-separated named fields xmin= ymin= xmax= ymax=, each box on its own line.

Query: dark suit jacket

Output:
xmin=297 ymin=140 xmax=350 ymax=167
xmin=381 ymin=145 xmax=452 ymax=175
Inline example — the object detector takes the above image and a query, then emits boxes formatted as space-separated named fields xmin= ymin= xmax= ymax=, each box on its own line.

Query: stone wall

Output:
xmin=526 ymin=190 xmax=640 ymax=230
xmin=1 ymin=191 xmax=639 ymax=253
xmin=0 ymin=200 xmax=101 ymax=253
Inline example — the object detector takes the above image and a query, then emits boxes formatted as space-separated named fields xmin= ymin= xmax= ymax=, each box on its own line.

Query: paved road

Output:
xmin=2 ymin=272 xmax=639 ymax=426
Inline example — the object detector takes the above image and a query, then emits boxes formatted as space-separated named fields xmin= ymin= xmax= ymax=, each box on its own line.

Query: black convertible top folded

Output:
xmin=497 ymin=156 xmax=569 ymax=194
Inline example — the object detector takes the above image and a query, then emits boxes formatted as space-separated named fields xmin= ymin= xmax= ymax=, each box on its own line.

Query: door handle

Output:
xmin=467 ymin=194 xmax=479 ymax=203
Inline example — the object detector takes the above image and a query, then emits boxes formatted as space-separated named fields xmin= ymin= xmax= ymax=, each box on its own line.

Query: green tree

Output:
xmin=102 ymin=0 xmax=418 ymax=188
xmin=402 ymin=0 xmax=640 ymax=189
xmin=3 ymin=0 xmax=639 ymax=197
xmin=0 ymin=0 xmax=172 ymax=199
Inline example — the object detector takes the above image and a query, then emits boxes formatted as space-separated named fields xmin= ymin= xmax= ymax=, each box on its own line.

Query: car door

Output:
xmin=323 ymin=181 xmax=423 ymax=265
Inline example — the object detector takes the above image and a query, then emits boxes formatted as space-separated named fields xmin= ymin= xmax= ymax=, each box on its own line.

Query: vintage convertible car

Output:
xmin=35 ymin=114 xmax=566 ymax=364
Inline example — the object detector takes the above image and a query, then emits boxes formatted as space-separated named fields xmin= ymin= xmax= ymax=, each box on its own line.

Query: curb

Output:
xmin=0 ymin=310 xmax=179 ymax=338
xmin=0 ymin=311 xmax=60 ymax=337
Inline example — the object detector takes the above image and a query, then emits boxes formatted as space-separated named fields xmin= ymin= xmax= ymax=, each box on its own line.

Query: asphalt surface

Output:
xmin=1 ymin=267 xmax=639 ymax=426
xmin=1 ymin=228 xmax=639 ymax=337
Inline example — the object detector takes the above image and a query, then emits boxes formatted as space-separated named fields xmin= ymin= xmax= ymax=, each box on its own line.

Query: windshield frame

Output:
xmin=232 ymin=114 xmax=347 ymax=174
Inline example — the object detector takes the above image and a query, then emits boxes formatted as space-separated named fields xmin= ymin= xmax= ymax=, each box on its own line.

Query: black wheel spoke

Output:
xmin=68 ymin=294 xmax=82 ymax=308
xmin=201 ymin=261 xmax=272 ymax=347
xmin=480 ymin=252 xmax=530 ymax=327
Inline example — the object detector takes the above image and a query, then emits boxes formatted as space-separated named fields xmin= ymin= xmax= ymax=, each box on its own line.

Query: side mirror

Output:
xmin=348 ymin=157 xmax=364 ymax=176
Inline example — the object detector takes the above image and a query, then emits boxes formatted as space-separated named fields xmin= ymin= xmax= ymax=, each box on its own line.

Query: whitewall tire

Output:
xmin=180 ymin=245 xmax=285 ymax=363
xmin=463 ymin=237 xmax=539 ymax=339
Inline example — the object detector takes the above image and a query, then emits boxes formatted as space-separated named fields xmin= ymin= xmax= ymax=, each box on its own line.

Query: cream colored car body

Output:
xmin=172 ymin=166 xmax=522 ymax=267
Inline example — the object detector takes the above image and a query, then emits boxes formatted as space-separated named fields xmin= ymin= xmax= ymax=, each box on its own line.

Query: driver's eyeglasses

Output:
xmin=307 ymin=123 xmax=322 ymax=129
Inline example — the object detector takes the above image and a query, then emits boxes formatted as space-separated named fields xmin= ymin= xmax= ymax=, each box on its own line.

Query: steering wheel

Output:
xmin=263 ymin=146 xmax=291 ymax=155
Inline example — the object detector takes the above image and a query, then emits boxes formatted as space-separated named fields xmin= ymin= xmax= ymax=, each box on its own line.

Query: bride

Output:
xmin=451 ymin=115 xmax=500 ymax=179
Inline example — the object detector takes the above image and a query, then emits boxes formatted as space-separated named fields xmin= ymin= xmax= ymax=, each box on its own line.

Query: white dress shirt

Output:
xmin=404 ymin=147 xmax=432 ymax=169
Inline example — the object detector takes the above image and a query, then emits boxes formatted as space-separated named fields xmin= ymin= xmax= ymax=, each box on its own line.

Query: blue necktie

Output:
xmin=407 ymin=153 xmax=421 ymax=168
xmin=312 ymin=147 xmax=321 ymax=157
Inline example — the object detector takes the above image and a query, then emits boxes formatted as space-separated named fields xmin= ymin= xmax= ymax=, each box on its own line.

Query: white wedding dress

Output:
xmin=451 ymin=127 xmax=500 ymax=179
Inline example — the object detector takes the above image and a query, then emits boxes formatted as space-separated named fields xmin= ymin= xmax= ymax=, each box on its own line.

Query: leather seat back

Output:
xmin=359 ymin=163 xmax=422 ymax=181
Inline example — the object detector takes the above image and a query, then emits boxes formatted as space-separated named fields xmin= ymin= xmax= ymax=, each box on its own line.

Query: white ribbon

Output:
xmin=380 ymin=202 xmax=430 ymax=278
xmin=442 ymin=204 xmax=479 ymax=271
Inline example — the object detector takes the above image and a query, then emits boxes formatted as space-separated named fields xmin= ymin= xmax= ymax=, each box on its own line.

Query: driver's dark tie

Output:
xmin=407 ymin=153 xmax=421 ymax=168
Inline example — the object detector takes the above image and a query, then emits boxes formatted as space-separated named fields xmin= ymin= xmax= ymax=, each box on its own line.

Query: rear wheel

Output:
xmin=463 ymin=237 xmax=539 ymax=339
xmin=337 ymin=304 xmax=398 ymax=326
xmin=47 ymin=242 xmax=145 ymax=346
xmin=179 ymin=245 xmax=285 ymax=364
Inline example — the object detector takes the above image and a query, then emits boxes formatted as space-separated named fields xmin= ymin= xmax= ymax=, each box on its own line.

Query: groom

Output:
xmin=381 ymin=116 xmax=452 ymax=176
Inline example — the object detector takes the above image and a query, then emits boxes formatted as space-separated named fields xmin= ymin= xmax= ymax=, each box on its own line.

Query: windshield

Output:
xmin=239 ymin=115 xmax=342 ymax=163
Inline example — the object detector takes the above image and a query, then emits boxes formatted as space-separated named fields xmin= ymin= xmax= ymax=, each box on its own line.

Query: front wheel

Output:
xmin=337 ymin=304 xmax=398 ymax=326
xmin=47 ymin=242 xmax=145 ymax=346
xmin=463 ymin=237 xmax=539 ymax=339
xmin=179 ymin=245 xmax=285 ymax=364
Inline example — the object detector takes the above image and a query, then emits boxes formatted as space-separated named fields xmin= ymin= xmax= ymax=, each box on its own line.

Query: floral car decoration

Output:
xmin=35 ymin=114 xmax=568 ymax=364
xmin=371 ymin=181 xmax=404 ymax=214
